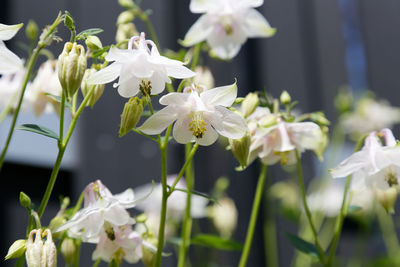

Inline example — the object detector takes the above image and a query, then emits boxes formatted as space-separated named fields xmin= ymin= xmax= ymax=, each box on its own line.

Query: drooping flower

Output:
xmin=25 ymin=229 xmax=57 ymax=267
xmin=88 ymin=32 xmax=195 ymax=98
xmin=138 ymin=82 xmax=247 ymax=146
xmin=0 ymin=23 xmax=24 ymax=74
xmin=56 ymin=180 xmax=138 ymax=243
xmin=182 ymin=0 xmax=276 ymax=59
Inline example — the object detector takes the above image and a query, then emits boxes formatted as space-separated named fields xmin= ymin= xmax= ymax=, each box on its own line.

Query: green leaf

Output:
xmin=64 ymin=11 xmax=75 ymax=32
xmin=167 ymin=186 xmax=216 ymax=203
xmin=285 ymin=232 xmax=319 ymax=258
xmin=347 ymin=205 xmax=362 ymax=213
xmin=44 ymin=93 xmax=72 ymax=109
xmin=191 ymin=234 xmax=243 ymax=251
xmin=76 ymin=28 xmax=103 ymax=40
xmin=91 ymin=45 xmax=110 ymax=58
xmin=16 ymin=124 xmax=59 ymax=140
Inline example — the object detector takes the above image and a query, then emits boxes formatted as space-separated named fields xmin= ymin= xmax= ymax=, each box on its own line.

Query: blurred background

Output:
xmin=2 ymin=0 xmax=400 ymax=266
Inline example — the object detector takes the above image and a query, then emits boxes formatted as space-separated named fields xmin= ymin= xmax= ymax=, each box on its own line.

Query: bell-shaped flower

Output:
xmin=138 ymin=82 xmax=247 ymax=146
xmin=0 ymin=23 xmax=24 ymax=74
xmin=92 ymin=224 xmax=143 ymax=264
xmin=182 ymin=0 xmax=276 ymax=59
xmin=56 ymin=180 xmax=138 ymax=243
xmin=88 ymin=32 xmax=195 ymax=98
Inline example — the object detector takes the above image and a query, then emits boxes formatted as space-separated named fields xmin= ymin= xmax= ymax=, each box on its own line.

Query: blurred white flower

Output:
xmin=182 ymin=0 xmax=276 ymax=59
xmin=88 ymin=32 xmax=195 ymax=98
xmin=307 ymin=181 xmax=344 ymax=217
xmin=0 ymin=23 xmax=24 ymax=74
xmin=210 ymin=197 xmax=237 ymax=238
xmin=56 ymin=180 xmax=137 ymax=243
xmin=138 ymin=82 xmax=247 ymax=146
xmin=193 ymin=66 xmax=214 ymax=89
xmin=0 ymin=69 xmax=33 ymax=112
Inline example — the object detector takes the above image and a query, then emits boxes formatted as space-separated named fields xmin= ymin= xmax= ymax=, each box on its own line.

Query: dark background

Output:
xmin=2 ymin=0 xmax=400 ymax=266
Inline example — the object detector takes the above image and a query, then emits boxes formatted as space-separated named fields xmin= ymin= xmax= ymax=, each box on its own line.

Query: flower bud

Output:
xmin=48 ymin=216 xmax=66 ymax=239
xmin=241 ymin=92 xmax=259 ymax=118
xmin=5 ymin=239 xmax=27 ymax=260
xmin=229 ymin=133 xmax=251 ymax=168
xmin=85 ymin=35 xmax=103 ymax=51
xmin=210 ymin=197 xmax=238 ymax=238
xmin=119 ymin=97 xmax=144 ymax=137
xmin=280 ymin=90 xmax=291 ymax=105
xmin=81 ymin=68 xmax=105 ymax=107
xmin=376 ymin=187 xmax=398 ymax=214
xmin=20 ymin=191 xmax=31 ymax=209
xmin=117 ymin=11 xmax=135 ymax=25
xmin=141 ymin=235 xmax=157 ymax=267
xmin=26 ymin=229 xmax=56 ymax=267
xmin=57 ymin=42 xmax=87 ymax=100
xmin=310 ymin=112 xmax=330 ymax=126
xmin=116 ymin=23 xmax=138 ymax=44
xmin=61 ymin=238 xmax=76 ymax=265
xmin=136 ymin=213 xmax=148 ymax=224
xmin=118 ymin=0 xmax=135 ymax=8
xmin=26 ymin=20 xmax=39 ymax=41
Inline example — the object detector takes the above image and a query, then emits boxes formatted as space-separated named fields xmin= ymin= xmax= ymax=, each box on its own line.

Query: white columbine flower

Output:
xmin=138 ymin=82 xmax=247 ymax=146
xmin=56 ymin=180 xmax=138 ymax=243
xmin=0 ymin=23 xmax=24 ymax=74
xmin=182 ymin=0 xmax=276 ymax=59
xmin=0 ymin=69 xmax=33 ymax=112
xmin=88 ymin=32 xmax=195 ymax=98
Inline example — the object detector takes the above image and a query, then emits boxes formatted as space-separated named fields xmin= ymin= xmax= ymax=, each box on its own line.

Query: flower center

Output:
xmin=220 ymin=16 xmax=234 ymax=35
xmin=189 ymin=112 xmax=207 ymax=138
xmin=139 ymin=79 xmax=152 ymax=96
xmin=104 ymin=222 xmax=115 ymax=241
xmin=385 ymin=171 xmax=398 ymax=187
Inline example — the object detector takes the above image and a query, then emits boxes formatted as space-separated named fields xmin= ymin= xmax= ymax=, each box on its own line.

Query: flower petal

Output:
xmin=104 ymin=204 xmax=132 ymax=226
xmin=207 ymin=23 xmax=247 ymax=59
xmin=0 ymin=41 xmax=23 ymax=74
xmin=0 ymin=23 xmax=23 ymax=41
xmin=117 ymin=75 xmax=140 ymax=98
xmin=173 ymin=116 xmax=196 ymax=144
xmin=105 ymin=46 xmax=135 ymax=62
xmin=138 ymin=106 xmax=179 ymax=135
xmin=286 ymin=122 xmax=321 ymax=150
xmin=182 ymin=15 xmax=213 ymax=47
xmin=242 ymin=9 xmax=276 ymax=38
xmin=196 ymin=122 xmax=219 ymax=146
xmin=189 ymin=0 xmax=215 ymax=13
xmin=208 ymin=106 xmax=247 ymax=139
xmin=200 ymin=82 xmax=237 ymax=107
xmin=159 ymin=92 xmax=191 ymax=106
xmin=330 ymin=150 xmax=369 ymax=178
xmin=149 ymin=70 xmax=169 ymax=95
xmin=87 ymin=62 xmax=121 ymax=85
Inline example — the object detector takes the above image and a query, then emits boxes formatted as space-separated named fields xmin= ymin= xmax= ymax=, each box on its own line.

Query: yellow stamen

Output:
xmin=189 ymin=113 xmax=207 ymax=138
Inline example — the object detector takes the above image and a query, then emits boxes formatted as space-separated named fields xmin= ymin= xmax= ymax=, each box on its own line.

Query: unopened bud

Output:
xmin=259 ymin=115 xmax=277 ymax=128
xmin=141 ymin=235 xmax=157 ymax=267
xmin=215 ymin=177 xmax=230 ymax=194
xmin=48 ymin=216 xmax=66 ymax=239
xmin=26 ymin=229 xmax=56 ymax=267
xmin=376 ymin=187 xmax=398 ymax=214
xmin=116 ymin=23 xmax=138 ymax=44
xmin=5 ymin=239 xmax=27 ymax=260
xmin=61 ymin=238 xmax=76 ymax=265
xmin=211 ymin=197 xmax=238 ymax=238
xmin=120 ymin=97 xmax=144 ymax=137
xmin=280 ymin=90 xmax=291 ymax=105
xmin=117 ymin=11 xmax=135 ymax=25
xmin=229 ymin=133 xmax=251 ymax=168
xmin=136 ymin=213 xmax=148 ymax=224
xmin=310 ymin=112 xmax=330 ymax=126
xmin=81 ymin=68 xmax=105 ymax=107
xmin=57 ymin=42 xmax=87 ymax=100
xmin=118 ymin=0 xmax=135 ymax=8
xmin=20 ymin=192 xmax=31 ymax=209
xmin=26 ymin=20 xmax=39 ymax=41
xmin=241 ymin=93 xmax=259 ymax=118
xmin=85 ymin=35 xmax=103 ymax=51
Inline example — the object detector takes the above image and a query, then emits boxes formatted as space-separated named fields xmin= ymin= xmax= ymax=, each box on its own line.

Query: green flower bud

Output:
xmin=48 ymin=216 xmax=66 ymax=239
xmin=280 ymin=90 xmax=291 ymax=105
xmin=5 ymin=239 xmax=27 ymax=260
xmin=116 ymin=23 xmax=138 ymax=45
xmin=85 ymin=35 xmax=103 ymax=51
xmin=19 ymin=191 xmax=31 ymax=209
xmin=26 ymin=20 xmax=38 ymax=41
xmin=61 ymin=238 xmax=76 ymax=265
xmin=26 ymin=229 xmax=56 ymax=267
xmin=118 ymin=0 xmax=135 ymax=8
xmin=376 ymin=187 xmax=398 ymax=214
xmin=310 ymin=112 xmax=330 ymax=126
xmin=229 ymin=133 xmax=251 ymax=168
xmin=136 ymin=213 xmax=148 ymax=224
xmin=241 ymin=92 xmax=259 ymax=118
xmin=81 ymin=68 xmax=105 ymax=108
xmin=119 ymin=97 xmax=144 ymax=137
xmin=141 ymin=235 xmax=157 ymax=267
xmin=57 ymin=42 xmax=87 ymax=100
xmin=117 ymin=11 xmax=135 ymax=25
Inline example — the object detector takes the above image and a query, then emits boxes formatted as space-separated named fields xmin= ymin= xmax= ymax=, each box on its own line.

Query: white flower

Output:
xmin=138 ymin=82 xmax=247 ymax=146
xmin=26 ymin=229 xmax=56 ymax=267
xmin=88 ymin=32 xmax=195 ymax=98
xmin=247 ymin=108 xmax=324 ymax=165
xmin=92 ymin=224 xmax=143 ymax=264
xmin=0 ymin=23 xmax=24 ymax=74
xmin=0 ymin=69 xmax=33 ymax=112
xmin=182 ymin=0 xmax=276 ymax=59
xmin=210 ymin=197 xmax=238 ymax=238
xmin=56 ymin=180 xmax=138 ymax=243
xmin=30 ymin=60 xmax=62 ymax=116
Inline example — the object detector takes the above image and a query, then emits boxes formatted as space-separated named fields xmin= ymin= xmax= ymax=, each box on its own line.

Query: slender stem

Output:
xmin=59 ymin=89 xmax=66 ymax=146
xmin=177 ymin=143 xmax=195 ymax=267
xmin=263 ymin=174 xmax=279 ymax=267
xmin=238 ymin=164 xmax=267 ymax=267
xmin=190 ymin=43 xmax=201 ymax=70
xmin=131 ymin=128 xmax=158 ymax=142
xmin=0 ymin=46 xmax=42 ymax=171
xmin=295 ymin=150 xmax=326 ymax=265
xmin=92 ymin=259 xmax=101 ymax=267
xmin=376 ymin=205 xmax=400 ymax=260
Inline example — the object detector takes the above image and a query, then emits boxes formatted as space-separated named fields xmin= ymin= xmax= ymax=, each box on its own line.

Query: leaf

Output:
xmin=285 ymin=232 xmax=319 ymax=258
xmin=167 ymin=186 xmax=216 ymax=203
xmin=64 ymin=11 xmax=75 ymax=32
xmin=347 ymin=205 xmax=362 ymax=213
xmin=44 ymin=93 xmax=72 ymax=109
xmin=91 ymin=45 xmax=110 ymax=58
xmin=16 ymin=124 xmax=59 ymax=140
xmin=76 ymin=28 xmax=103 ymax=40
xmin=191 ymin=234 xmax=243 ymax=251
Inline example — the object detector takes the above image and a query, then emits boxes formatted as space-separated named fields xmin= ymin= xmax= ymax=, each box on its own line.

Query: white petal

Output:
xmin=160 ymin=92 xmax=191 ymax=106
xmin=129 ymin=53 xmax=154 ymax=78
xmin=381 ymin=128 xmax=397 ymax=146
xmin=190 ymin=196 xmax=209 ymax=218
xmin=189 ymin=0 xmax=215 ymax=13
xmin=0 ymin=41 xmax=23 ymax=74
xmin=200 ymin=82 xmax=237 ymax=107
xmin=165 ymin=63 xmax=195 ymax=79
xmin=208 ymin=107 xmax=247 ymax=139
xmin=138 ymin=106 xmax=179 ymax=135
xmin=117 ymin=76 xmax=140 ymax=98
xmin=149 ymin=70 xmax=168 ymax=95
xmin=244 ymin=0 xmax=264 ymax=8
xmin=330 ymin=150 xmax=369 ymax=178
xmin=286 ymin=122 xmax=321 ymax=150
xmin=196 ymin=122 xmax=219 ymax=146
xmin=105 ymin=46 xmax=135 ymax=62
xmin=173 ymin=116 xmax=196 ymax=144
xmin=242 ymin=9 xmax=276 ymax=38
xmin=182 ymin=15 xmax=213 ymax=47
xmin=87 ymin=62 xmax=121 ymax=85
xmin=104 ymin=205 xmax=131 ymax=226
xmin=0 ymin=23 xmax=23 ymax=41
xmin=113 ymin=188 xmax=136 ymax=208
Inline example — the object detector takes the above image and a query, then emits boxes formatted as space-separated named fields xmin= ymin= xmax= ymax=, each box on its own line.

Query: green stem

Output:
xmin=295 ymin=150 xmax=326 ymax=265
xmin=0 ymin=46 xmax=42 ymax=171
xmin=59 ymin=89 xmax=66 ymax=146
xmin=238 ymin=164 xmax=268 ymax=267
xmin=263 ymin=174 xmax=279 ymax=267
xmin=92 ymin=259 xmax=101 ymax=267
xmin=177 ymin=143 xmax=195 ymax=267
xmin=376 ymin=205 xmax=400 ymax=260
xmin=190 ymin=43 xmax=201 ymax=71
